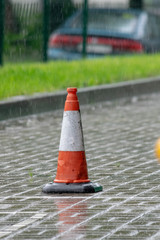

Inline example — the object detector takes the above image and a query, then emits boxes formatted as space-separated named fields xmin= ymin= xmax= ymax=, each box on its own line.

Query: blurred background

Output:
xmin=1 ymin=0 xmax=160 ymax=64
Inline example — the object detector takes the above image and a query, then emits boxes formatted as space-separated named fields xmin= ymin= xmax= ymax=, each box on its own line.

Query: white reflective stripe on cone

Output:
xmin=59 ymin=111 xmax=85 ymax=151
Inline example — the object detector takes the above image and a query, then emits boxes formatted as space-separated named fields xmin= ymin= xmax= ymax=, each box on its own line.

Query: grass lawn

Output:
xmin=1 ymin=54 xmax=160 ymax=100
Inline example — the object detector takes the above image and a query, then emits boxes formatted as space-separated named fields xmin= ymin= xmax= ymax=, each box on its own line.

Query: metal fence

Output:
xmin=2 ymin=0 xmax=45 ymax=65
xmin=0 ymin=0 xmax=131 ymax=66
xmin=0 ymin=0 xmax=81 ymax=65
xmin=0 ymin=0 xmax=159 ymax=66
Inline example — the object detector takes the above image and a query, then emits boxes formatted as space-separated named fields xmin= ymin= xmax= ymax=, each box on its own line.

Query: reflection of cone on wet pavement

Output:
xmin=42 ymin=87 xmax=102 ymax=193
xmin=54 ymin=198 xmax=87 ymax=239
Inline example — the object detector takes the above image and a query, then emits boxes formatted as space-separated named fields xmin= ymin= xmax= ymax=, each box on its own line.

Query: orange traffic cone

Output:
xmin=42 ymin=88 xmax=102 ymax=193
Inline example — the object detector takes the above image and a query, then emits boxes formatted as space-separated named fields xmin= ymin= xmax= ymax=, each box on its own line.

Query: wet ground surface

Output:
xmin=1 ymin=93 xmax=160 ymax=239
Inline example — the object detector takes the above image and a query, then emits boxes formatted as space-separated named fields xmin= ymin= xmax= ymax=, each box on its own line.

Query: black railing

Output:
xmin=0 ymin=0 xmax=5 ymax=66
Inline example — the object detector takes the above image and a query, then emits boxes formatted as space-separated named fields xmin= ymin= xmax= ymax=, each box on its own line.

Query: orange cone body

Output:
xmin=54 ymin=88 xmax=90 ymax=183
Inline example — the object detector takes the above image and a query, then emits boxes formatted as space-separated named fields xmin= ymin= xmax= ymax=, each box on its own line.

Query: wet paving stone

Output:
xmin=0 ymin=93 xmax=160 ymax=239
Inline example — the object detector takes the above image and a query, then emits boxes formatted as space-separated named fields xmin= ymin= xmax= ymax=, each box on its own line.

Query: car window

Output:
xmin=153 ymin=15 xmax=160 ymax=38
xmin=145 ymin=15 xmax=160 ymax=39
xmin=68 ymin=10 xmax=139 ymax=35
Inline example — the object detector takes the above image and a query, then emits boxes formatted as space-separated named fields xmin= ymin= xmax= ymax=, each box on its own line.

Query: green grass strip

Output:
xmin=1 ymin=54 xmax=160 ymax=100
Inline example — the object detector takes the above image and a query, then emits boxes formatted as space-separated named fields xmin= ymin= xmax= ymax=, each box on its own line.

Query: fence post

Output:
xmin=43 ymin=0 xmax=49 ymax=62
xmin=129 ymin=0 xmax=143 ymax=9
xmin=82 ymin=0 xmax=88 ymax=58
xmin=0 ymin=0 xmax=5 ymax=66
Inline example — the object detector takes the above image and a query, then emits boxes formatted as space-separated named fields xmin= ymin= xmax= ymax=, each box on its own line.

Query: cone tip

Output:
xmin=67 ymin=88 xmax=77 ymax=94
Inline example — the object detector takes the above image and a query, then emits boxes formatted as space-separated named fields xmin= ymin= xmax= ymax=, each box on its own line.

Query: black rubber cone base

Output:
xmin=42 ymin=182 xmax=102 ymax=194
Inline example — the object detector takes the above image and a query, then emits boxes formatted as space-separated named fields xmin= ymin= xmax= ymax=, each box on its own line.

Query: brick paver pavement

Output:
xmin=1 ymin=93 xmax=160 ymax=239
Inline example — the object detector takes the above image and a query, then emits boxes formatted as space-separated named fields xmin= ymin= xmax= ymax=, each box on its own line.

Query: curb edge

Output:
xmin=0 ymin=76 xmax=160 ymax=121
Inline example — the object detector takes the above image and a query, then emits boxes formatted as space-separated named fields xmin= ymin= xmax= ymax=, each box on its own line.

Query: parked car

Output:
xmin=47 ymin=8 xmax=160 ymax=60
